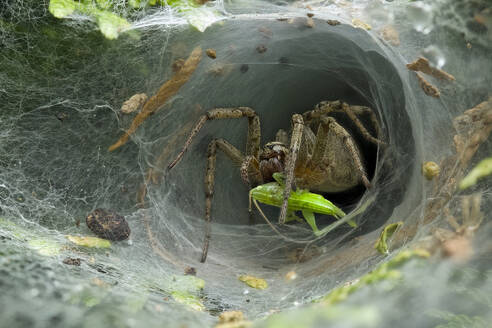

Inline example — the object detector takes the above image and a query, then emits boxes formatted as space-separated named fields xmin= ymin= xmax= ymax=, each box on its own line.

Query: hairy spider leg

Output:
xmin=168 ymin=107 xmax=261 ymax=170
xmin=167 ymin=107 xmax=263 ymax=263
xmin=303 ymin=100 xmax=385 ymax=146
xmin=279 ymin=114 xmax=304 ymax=225
xmin=318 ymin=116 xmax=371 ymax=188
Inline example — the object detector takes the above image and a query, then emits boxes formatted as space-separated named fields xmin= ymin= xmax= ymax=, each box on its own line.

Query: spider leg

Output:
xmin=279 ymin=114 xmax=304 ymax=224
xmin=302 ymin=100 xmax=384 ymax=146
xmin=202 ymin=139 xmax=217 ymax=262
xmin=319 ymin=116 xmax=371 ymax=188
xmin=168 ymin=107 xmax=260 ymax=170
xmin=200 ymin=138 xmax=251 ymax=262
xmin=240 ymin=156 xmax=262 ymax=187
xmin=341 ymin=102 xmax=384 ymax=146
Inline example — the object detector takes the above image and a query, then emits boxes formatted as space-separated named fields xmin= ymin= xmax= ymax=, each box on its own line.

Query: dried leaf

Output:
xmin=121 ymin=93 xmax=148 ymax=114
xmin=109 ymin=46 xmax=202 ymax=151
xmin=416 ymin=73 xmax=440 ymax=98
xmin=407 ymin=57 xmax=455 ymax=81
xmin=352 ymin=18 xmax=371 ymax=30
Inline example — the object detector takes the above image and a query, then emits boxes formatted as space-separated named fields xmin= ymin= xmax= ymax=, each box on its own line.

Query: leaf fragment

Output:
xmin=109 ymin=46 xmax=202 ymax=151
xmin=459 ymin=157 xmax=492 ymax=189
xmin=374 ymin=222 xmax=403 ymax=255
xmin=238 ymin=275 xmax=268 ymax=290
xmin=66 ymin=235 xmax=112 ymax=248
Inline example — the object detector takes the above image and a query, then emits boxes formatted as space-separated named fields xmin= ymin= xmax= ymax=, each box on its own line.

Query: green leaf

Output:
xmin=238 ymin=275 xmax=268 ymax=289
xmin=49 ymin=0 xmax=76 ymax=18
xmin=374 ymin=222 xmax=403 ymax=255
xmin=171 ymin=291 xmax=205 ymax=311
xmin=459 ymin=157 xmax=492 ymax=190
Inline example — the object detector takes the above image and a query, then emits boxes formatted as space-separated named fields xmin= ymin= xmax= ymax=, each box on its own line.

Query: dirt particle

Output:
xmin=256 ymin=44 xmax=267 ymax=54
xmin=240 ymin=64 xmax=249 ymax=73
xmin=63 ymin=257 xmax=81 ymax=266
xmin=206 ymin=48 xmax=217 ymax=59
xmin=184 ymin=266 xmax=197 ymax=276
xmin=56 ymin=112 xmax=68 ymax=122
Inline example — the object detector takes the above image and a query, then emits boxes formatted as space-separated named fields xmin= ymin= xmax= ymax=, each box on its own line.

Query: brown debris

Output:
xmin=307 ymin=13 xmax=314 ymax=18
xmin=423 ymin=97 xmax=492 ymax=225
xmin=216 ymin=311 xmax=251 ymax=328
xmin=206 ymin=48 xmax=217 ymax=59
xmin=407 ymin=57 xmax=455 ymax=81
xmin=416 ymin=73 xmax=440 ymax=98
xmin=327 ymin=19 xmax=341 ymax=26
xmin=63 ymin=257 xmax=81 ymax=266
xmin=287 ymin=246 xmax=321 ymax=263
xmin=184 ymin=266 xmax=197 ymax=276
xmin=256 ymin=44 xmax=267 ymax=54
xmin=108 ymin=46 xmax=202 ymax=152
xmin=120 ymin=93 xmax=148 ymax=114
xmin=86 ymin=209 xmax=131 ymax=241
xmin=430 ymin=194 xmax=483 ymax=262
xmin=380 ymin=25 xmax=400 ymax=46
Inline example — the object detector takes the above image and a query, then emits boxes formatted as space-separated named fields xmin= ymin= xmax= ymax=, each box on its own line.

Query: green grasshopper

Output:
xmin=249 ymin=173 xmax=356 ymax=236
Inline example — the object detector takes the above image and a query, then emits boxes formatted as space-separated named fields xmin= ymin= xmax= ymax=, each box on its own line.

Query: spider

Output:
xmin=167 ymin=100 xmax=384 ymax=262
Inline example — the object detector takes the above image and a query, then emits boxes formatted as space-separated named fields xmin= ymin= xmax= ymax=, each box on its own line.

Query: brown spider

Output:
xmin=168 ymin=100 xmax=384 ymax=262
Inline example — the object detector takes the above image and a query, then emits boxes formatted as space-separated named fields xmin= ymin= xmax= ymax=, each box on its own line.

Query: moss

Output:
xmin=321 ymin=249 xmax=430 ymax=305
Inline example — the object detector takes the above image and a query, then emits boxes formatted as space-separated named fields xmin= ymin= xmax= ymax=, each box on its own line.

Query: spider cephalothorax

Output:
xmin=258 ymin=142 xmax=289 ymax=184
xmin=168 ymin=100 xmax=384 ymax=262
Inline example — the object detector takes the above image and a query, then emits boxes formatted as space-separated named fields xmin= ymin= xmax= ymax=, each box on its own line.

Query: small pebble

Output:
xmin=206 ymin=48 xmax=217 ymax=59
xmin=86 ymin=208 xmax=131 ymax=241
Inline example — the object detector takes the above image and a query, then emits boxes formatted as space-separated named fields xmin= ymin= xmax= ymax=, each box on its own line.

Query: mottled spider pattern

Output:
xmin=168 ymin=100 xmax=384 ymax=262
